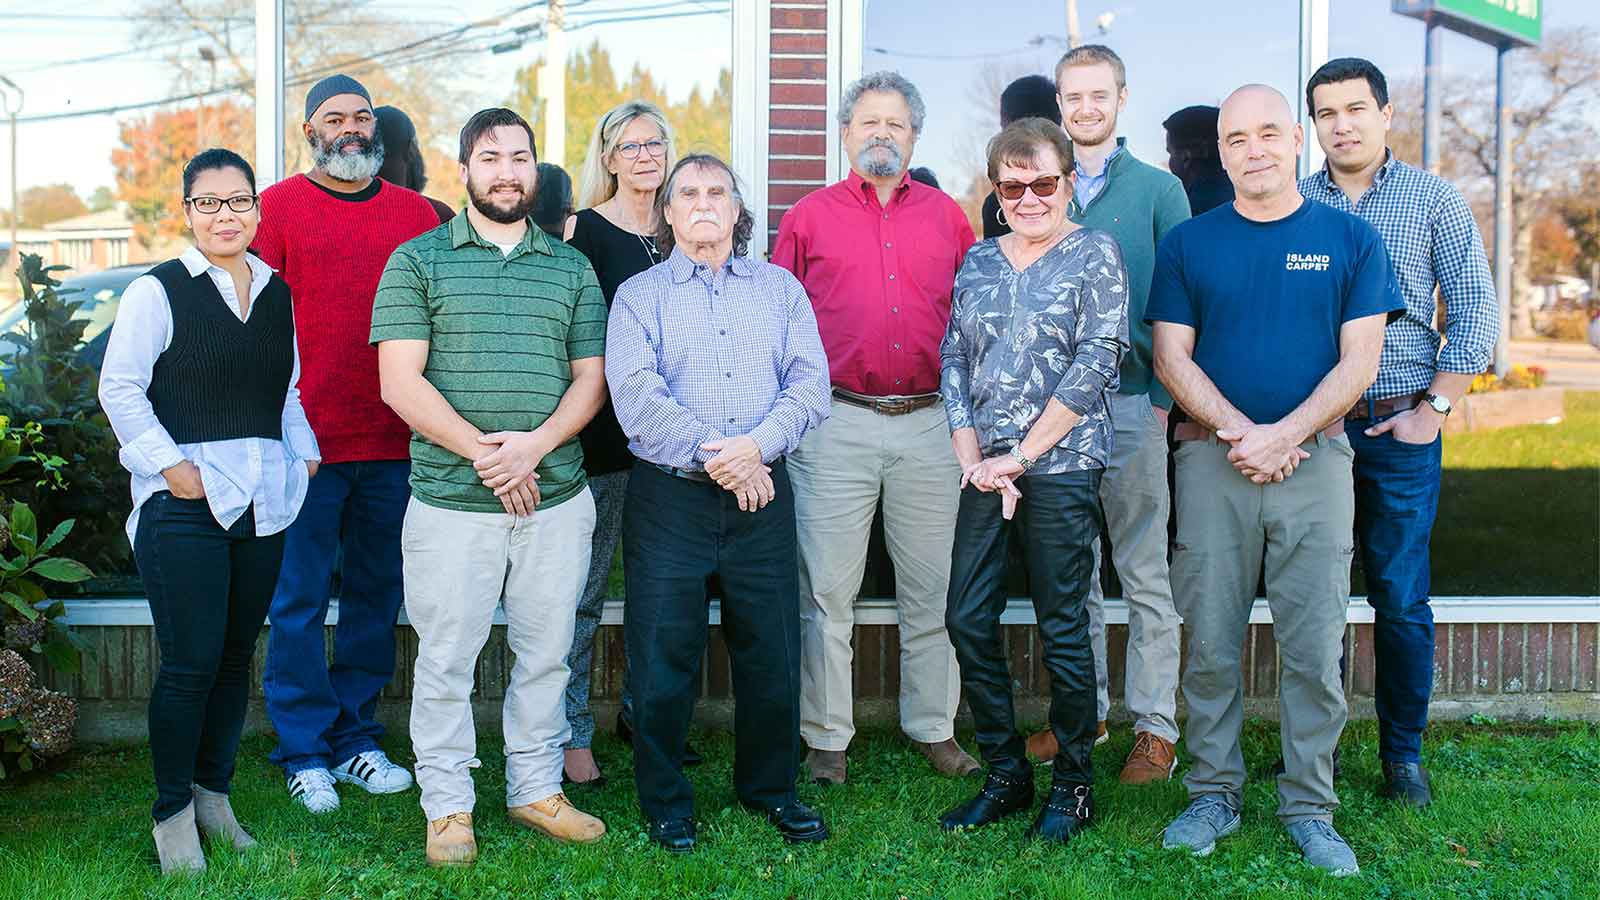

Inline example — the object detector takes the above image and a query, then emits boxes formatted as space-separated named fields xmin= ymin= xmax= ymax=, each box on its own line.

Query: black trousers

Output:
xmin=623 ymin=461 xmax=802 ymax=822
xmin=134 ymin=492 xmax=285 ymax=821
xmin=945 ymin=470 xmax=1102 ymax=785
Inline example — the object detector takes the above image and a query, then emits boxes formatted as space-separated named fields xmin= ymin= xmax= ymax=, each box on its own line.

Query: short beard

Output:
xmin=855 ymin=140 xmax=904 ymax=179
xmin=310 ymin=131 xmax=385 ymax=182
xmin=1067 ymin=116 xmax=1117 ymax=149
xmin=467 ymin=177 xmax=536 ymax=224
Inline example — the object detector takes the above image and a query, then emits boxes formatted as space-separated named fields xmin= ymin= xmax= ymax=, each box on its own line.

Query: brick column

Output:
xmin=767 ymin=2 xmax=830 ymax=246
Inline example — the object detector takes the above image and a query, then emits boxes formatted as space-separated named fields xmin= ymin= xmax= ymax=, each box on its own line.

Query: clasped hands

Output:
xmin=701 ymin=435 xmax=774 ymax=512
xmin=1215 ymin=421 xmax=1310 ymax=485
xmin=961 ymin=454 xmax=1025 ymax=520
xmin=474 ymin=429 xmax=547 ymax=517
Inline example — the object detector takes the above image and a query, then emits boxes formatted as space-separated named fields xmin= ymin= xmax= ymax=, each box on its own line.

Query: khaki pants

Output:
xmin=1085 ymin=392 xmax=1182 ymax=742
xmin=1172 ymin=435 xmax=1353 ymax=824
xmin=403 ymin=490 xmax=596 ymax=821
xmin=790 ymin=401 xmax=962 ymax=750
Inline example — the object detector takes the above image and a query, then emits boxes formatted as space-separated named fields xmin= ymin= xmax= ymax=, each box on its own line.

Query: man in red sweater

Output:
xmin=253 ymin=74 xmax=442 ymax=814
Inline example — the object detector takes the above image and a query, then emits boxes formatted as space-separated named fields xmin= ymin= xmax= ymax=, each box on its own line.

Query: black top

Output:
xmin=145 ymin=259 xmax=296 ymax=445
xmin=308 ymin=177 xmax=382 ymax=202
xmin=980 ymin=191 xmax=1010 ymax=239
xmin=567 ymin=207 xmax=662 ymax=475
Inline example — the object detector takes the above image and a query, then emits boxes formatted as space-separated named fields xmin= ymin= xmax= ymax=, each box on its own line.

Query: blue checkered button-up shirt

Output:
xmin=605 ymin=247 xmax=831 ymax=470
xmin=1300 ymin=154 xmax=1498 ymax=402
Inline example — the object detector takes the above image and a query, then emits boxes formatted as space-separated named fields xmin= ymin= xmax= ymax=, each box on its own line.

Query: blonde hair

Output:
xmin=576 ymin=100 xmax=676 ymax=210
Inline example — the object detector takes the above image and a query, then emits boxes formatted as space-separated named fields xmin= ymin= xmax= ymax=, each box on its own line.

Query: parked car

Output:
xmin=0 ymin=263 xmax=153 ymax=371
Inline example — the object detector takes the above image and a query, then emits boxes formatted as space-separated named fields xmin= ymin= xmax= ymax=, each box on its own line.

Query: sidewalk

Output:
xmin=1510 ymin=338 xmax=1600 ymax=390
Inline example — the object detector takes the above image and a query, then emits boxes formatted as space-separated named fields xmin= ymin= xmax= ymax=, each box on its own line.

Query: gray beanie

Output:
xmin=304 ymin=74 xmax=372 ymax=121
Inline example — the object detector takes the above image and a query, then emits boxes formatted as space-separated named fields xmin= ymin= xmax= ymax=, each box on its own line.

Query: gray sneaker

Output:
xmin=1161 ymin=795 xmax=1241 ymax=856
xmin=1286 ymin=819 xmax=1360 ymax=877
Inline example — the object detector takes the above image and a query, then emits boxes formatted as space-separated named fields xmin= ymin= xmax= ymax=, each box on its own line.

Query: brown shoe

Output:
xmin=806 ymin=748 xmax=847 ymax=785
xmin=1024 ymin=721 xmax=1107 ymax=762
xmin=425 ymin=812 xmax=477 ymax=867
xmin=508 ymin=792 xmax=606 ymax=844
xmin=914 ymin=738 xmax=981 ymax=777
xmin=1118 ymin=731 xmax=1177 ymax=785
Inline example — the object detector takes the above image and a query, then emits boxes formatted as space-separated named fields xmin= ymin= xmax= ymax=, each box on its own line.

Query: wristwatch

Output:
xmin=1423 ymin=393 xmax=1452 ymax=417
xmin=1009 ymin=445 xmax=1036 ymax=472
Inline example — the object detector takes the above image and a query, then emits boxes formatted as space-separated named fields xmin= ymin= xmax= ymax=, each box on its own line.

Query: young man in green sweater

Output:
xmin=1023 ymin=44 xmax=1192 ymax=784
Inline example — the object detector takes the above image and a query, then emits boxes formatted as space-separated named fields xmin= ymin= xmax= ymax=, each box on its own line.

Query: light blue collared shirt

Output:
xmin=1073 ymin=141 xmax=1125 ymax=210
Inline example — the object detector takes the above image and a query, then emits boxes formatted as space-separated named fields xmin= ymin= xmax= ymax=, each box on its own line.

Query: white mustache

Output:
xmin=690 ymin=211 xmax=721 ymax=225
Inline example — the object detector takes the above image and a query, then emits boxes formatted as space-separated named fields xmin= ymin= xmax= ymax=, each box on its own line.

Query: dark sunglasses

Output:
xmin=994 ymin=175 xmax=1062 ymax=201
xmin=185 ymin=195 xmax=259 ymax=214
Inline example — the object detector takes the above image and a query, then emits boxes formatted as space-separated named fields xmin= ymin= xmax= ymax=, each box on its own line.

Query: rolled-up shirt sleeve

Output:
xmin=605 ymin=280 xmax=725 ymax=467
xmin=940 ymin=265 xmax=976 ymax=433
xmin=1051 ymin=232 xmax=1129 ymax=416
xmin=1432 ymin=188 xmax=1498 ymax=375
xmin=98 ymin=274 xmax=186 ymax=479
xmin=747 ymin=272 xmax=831 ymax=462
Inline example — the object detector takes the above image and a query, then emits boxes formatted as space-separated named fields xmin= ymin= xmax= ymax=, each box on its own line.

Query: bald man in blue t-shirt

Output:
xmin=1145 ymin=84 xmax=1403 ymax=878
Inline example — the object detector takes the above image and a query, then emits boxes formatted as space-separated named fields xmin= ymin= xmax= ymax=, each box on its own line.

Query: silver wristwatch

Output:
xmin=1423 ymin=393 xmax=1452 ymax=417
xmin=1009 ymin=445 xmax=1035 ymax=472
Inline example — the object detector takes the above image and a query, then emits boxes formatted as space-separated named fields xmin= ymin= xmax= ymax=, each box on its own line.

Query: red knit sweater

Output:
xmin=253 ymin=175 xmax=442 ymax=463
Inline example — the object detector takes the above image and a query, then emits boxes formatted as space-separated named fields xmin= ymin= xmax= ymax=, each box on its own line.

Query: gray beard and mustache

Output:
xmin=854 ymin=138 xmax=903 ymax=178
xmin=309 ymin=131 xmax=385 ymax=182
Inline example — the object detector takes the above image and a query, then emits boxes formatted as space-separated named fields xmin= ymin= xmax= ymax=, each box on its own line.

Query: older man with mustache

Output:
xmin=771 ymin=71 xmax=979 ymax=786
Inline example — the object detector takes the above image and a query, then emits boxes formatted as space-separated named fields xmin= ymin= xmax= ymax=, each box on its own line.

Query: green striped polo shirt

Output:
xmin=369 ymin=212 xmax=606 ymax=513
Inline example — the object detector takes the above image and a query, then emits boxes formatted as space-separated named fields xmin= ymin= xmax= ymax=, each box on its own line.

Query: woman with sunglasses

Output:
xmin=99 ymin=148 xmax=320 ymax=874
xmin=936 ymin=117 xmax=1129 ymax=844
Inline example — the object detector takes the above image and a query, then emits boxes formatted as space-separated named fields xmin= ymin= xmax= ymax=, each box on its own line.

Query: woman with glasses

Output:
xmin=98 ymin=148 xmax=320 ymax=874
xmin=936 ymin=118 xmax=1128 ymax=844
xmin=558 ymin=100 xmax=682 ymax=787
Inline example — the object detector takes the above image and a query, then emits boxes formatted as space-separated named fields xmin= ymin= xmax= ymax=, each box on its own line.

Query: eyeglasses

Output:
xmin=616 ymin=140 xmax=667 ymax=160
xmin=994 ymin=175 xmax=1063 ymax=201
xmin=185 ymin=195 xmax=259 ymax=214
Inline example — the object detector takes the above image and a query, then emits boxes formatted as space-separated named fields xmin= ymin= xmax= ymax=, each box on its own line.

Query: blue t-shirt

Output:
xmin=1145 ymin=198 xmax=1404 ymax=425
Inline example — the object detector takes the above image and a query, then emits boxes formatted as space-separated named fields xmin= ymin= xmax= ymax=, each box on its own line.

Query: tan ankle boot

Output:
xmin=508 ymin=792 xmax=606 ymax=843
xmin=152 ymin=801 xmax=206 ymax=875
xmin=192 ymin=784 xmax=258 ymax=850
xmin=426 ymin=812 xmax=477 ymax=867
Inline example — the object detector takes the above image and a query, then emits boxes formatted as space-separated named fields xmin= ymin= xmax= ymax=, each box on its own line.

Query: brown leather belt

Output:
xmin=1346 ymin=390 xmax=1426 ymax=422
xmin=831 ymin=388 xmax=941 ymax=416
xmin=1173 ymin=420 xmax=1346 ymax=442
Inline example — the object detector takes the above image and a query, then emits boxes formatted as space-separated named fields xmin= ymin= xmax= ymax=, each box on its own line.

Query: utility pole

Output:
xmin=1492 ymin=43 xmax=1514 ymax=370
xmin=540 ymin=0 xmax=567 ymax=168
xmin=1422 ymin=15 xmax=1442 ymax=173
xmin=1 ymin=74 xmax=20 ymax=278
xmin=1066 ymin=0 xmax=1081 ymax=48
xmin=198 ymin=46 xmax=218 ymax=147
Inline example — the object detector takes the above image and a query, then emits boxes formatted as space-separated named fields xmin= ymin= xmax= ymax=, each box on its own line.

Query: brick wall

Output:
xmin=767 ymin=1 xmax=830 ymax=246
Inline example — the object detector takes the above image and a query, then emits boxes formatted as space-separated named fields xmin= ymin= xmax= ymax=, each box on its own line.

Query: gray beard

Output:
xmin=313 ymin=139 xmax=385 ymax=183
xmin=855 ymin=143 xmax=903 ymax=179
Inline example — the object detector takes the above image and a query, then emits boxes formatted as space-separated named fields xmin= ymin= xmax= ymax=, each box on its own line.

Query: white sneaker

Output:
xmin=333 ymin=750 xmax=415 ymax=795
xmin=287 ymin=767 xmax=340 ymax=813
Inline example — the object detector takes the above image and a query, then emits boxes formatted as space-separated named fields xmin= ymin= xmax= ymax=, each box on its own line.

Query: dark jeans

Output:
xmin=135 ymin=492 xmax=285 ymax=821
xmin=1348 ymin=416 xmax=1442 ymax=763
xmin=623 ymin=461 xmax=802 ymax=822
xmin=946 ymin=470 xmax=1102 ymax=786
xmin=264 ymin=460 xmax=409 ymax=773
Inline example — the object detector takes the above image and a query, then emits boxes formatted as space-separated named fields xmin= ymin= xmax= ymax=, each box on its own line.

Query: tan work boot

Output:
xmin=806 ymin=748 xmax=847 ymax=785
xmin=425 ymin=812 xmax=478 ymax=867
xmin=152 ymin=800 xmax=206 ymax=875
xmin=191 ymin=784 xmax=257 ymax=851
xmin=914 ymin=738 xmax=982 ymax=777
xmin=508 ymin=792 xmax=606 ymax=844
xmin=1024 ymin=721 xmax=1108 ymax=762
xmin=1118 ymin=731 xmax=1177 ymax=784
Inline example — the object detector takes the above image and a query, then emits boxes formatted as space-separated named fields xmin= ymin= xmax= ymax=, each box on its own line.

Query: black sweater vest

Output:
xmin=145 ymin=258 xmax=295 ymax=445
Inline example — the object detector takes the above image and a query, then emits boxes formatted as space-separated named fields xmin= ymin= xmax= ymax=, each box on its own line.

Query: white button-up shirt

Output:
xmin=98 ymin=246 xmax=320 ymax=545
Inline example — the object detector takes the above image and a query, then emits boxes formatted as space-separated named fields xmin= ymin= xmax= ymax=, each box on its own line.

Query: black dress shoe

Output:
xmin=616 ymin=711 xmax=704 ymax=767
xmin=1380 ymin=760 xmax=1433 ymax=808
xmin=648 ymin=817 xmax=697 ymax=853
xmin=742 ymin=800 xmax=830 ymax=843
xmin=938 ymin=768 xmax=1034 ymax=831
xmin=1027 ymin=783 xmax=1094 ymax=843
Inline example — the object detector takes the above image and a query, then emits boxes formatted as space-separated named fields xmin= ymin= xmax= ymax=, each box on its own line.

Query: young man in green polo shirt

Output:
xmin=371 ymin=107 xmax=609 ymax=866
xmin=1024 ymin=44 xmax=1192 ymax=784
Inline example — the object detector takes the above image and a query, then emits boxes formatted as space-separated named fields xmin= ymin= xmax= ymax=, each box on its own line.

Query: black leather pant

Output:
xmin=945 ymin=470 xmax=1102 ymax=785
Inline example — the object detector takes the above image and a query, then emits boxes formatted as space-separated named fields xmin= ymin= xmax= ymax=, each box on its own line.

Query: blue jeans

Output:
xmin=264 ymin=460 xmax=410 ymax=774
xmin=1347 ymin=417 xmax=1442 ymax=764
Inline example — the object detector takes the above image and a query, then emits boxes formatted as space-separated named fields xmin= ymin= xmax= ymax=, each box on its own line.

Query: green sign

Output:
xmin=1392 ymin=0 xmax=1542 ymax=47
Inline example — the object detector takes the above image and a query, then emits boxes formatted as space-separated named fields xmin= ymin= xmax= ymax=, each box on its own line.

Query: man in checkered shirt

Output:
xmin=1300 ymin=58 xmax=1498 ymax=809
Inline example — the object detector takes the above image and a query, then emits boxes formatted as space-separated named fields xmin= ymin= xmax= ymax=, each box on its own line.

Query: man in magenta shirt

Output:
xmin=771 ymin=71 xmax=978 ymax=785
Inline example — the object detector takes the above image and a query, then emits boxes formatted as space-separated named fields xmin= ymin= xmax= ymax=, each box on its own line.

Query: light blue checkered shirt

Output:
xmin=1300 ymin=154 xmax=1498 ymax=402
xmin=605 ymin=247 xmax=831 ymax=470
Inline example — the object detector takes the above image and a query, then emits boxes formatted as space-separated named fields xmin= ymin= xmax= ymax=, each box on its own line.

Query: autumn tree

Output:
xmin=86 ymin=187 xmax=117 ymax=213
xmin=112 ymin=101 xmax=250 ymax=249
xmin=16 ymin=185 xmax=88 ymax=227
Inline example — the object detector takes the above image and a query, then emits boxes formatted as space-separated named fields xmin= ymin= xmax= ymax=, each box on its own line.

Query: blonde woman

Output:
xmin=560 ymin=100 xmax=686 ymax=787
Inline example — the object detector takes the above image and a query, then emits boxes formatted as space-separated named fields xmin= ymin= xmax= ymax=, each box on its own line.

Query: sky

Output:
xmin=0 ymin=0 xmax=1595 ymax=208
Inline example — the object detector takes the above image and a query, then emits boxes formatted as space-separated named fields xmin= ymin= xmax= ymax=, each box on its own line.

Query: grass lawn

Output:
xmin=2 ymin=720 xmax=1596 ymax=899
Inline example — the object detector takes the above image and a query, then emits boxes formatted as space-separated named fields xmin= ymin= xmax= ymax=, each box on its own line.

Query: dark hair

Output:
xmin=1163 ymin=105 xmax=1222 ymax=153
xmin=1000 ymin=75 xmax=1061 ymax=127
xmin=182 ymin=148 xmax=256 ymax=197
xmin=458 ymin=107 xmax=537 ymax=165
xmin=908 ymin=166 xmax=940 ymax=189
xmin=1305 ymin=57 xmax=1389 ymax=116
xmin=653 ymin=153 xmax=754 ymax=259
xmin=1055 ymin=44 xmax=1126 ymax=90
xmin=375 ymin=105 xmax=428 ymax=190
xmin=532 ymin=162 xmax=574 ymax=237
xmin=986 ymin=117 xmax=1075 ymax=185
